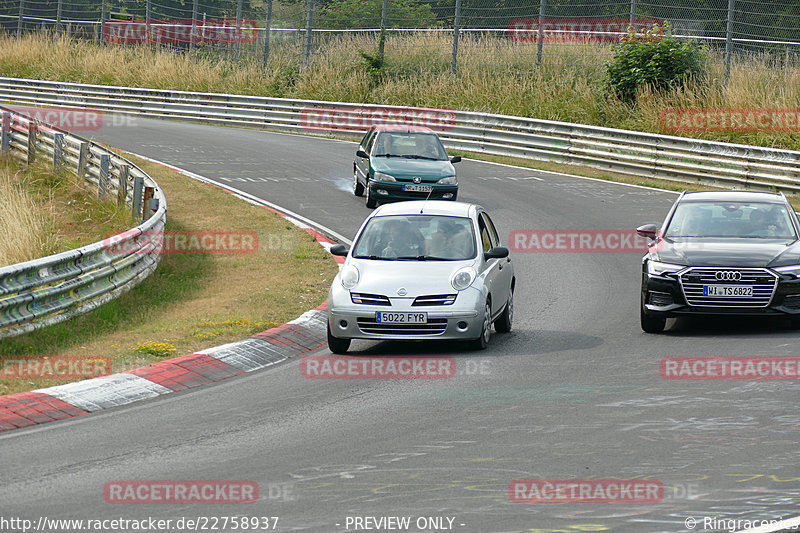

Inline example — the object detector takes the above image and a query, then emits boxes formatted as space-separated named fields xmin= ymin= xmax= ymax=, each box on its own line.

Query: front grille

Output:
xmin=357 ymin=317 xmax=448 ymax=335
xmin=647 ymin=291 xmax=674 ymax=307
xmin=412 ymin=294 xmax=456 ymax=306
xmin=679 ymin=267 xmax=778 ymax=308
xmin=351 ymin=293 xmax=391 ymax=306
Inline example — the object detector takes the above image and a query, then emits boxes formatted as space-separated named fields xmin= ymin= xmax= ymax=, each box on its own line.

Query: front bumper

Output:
xmin=642 ymin=268 xmax=800 ymax=317
xmin=328 ymin=286 xmax=484 ymax=341
xmin=369 ymin=181 xmax=458 ymax=202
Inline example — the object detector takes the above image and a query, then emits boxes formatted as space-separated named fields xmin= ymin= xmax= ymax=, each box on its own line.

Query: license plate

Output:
xmin=703 ymin=285 xmax=753 ymax=297
xmin=403 ymin=184 xmax=433 ymax=192
xmin=376 ymin=312 xmax=427 ymax=324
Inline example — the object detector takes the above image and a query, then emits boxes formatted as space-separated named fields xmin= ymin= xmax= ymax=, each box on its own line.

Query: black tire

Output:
xmin=327 ymin=323 xmax=351 ymax=354
xmin=470 ymin=300 xmax=492 ymax=350
xmin=495 ymin=286 xmax=513 ymax=333
xmin=640 ymin=302 xmax=666 ymax=333
xmin=365 ymin=181 xmax=377 ymax=208
xmin=353 ymin=168 xmax=364 ymax=197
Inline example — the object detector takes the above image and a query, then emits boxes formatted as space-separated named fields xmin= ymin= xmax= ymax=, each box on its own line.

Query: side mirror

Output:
xmin=356 ymin=149 xmax=369 ymax=159
xmin=484 ymin=246 xmax=509 ymax=260
xmin=330 ymin=244 xmax=349 ymax=257
xmin=450 ymin=155 xmax=462 ymax=163
xmin=636 ymin=224 xmax=658 ymax=240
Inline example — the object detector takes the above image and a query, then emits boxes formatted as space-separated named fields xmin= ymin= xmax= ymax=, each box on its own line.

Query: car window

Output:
xmin=363 ymin=130 xmax=376 ymax=152
xmin=478 ymin=216 xmax=494 ymax=253
xmin=665 ymin=201 xmax=798 ymax=239
xmin=482 ymin=212 xmax=501 ymax=246
xmin=372 ymin=132 xmax=447 ymax=160
xmin=353 ymin=215 xmax=476 ymax=260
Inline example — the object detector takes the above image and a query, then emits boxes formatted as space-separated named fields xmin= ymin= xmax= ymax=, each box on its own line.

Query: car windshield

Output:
xmin=664 ymin=201 xmax=798 ymax=240
xmin=372 ymin=132 xmax=448 ymax=160
xmin=353 ymin=215 xmax=477 ymax=260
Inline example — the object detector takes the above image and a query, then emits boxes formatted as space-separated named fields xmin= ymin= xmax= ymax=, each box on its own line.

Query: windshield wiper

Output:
xmin=373 ymin=153 xmax=395 ymax=157
xmin=395 ymin=255 xmax=457 ymax=261
xmin=400 ymin=154 xmax=440 ymax=160
xmin=353 ymin=255 xmax=396 ymax=260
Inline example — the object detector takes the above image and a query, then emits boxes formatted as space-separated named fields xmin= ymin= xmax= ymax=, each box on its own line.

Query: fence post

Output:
xmin=379 ymin=0 xmax=389 ymax=63
xmin=17 ymin=0 xmax=25 ymax=37
xmin=99 ymin=0 xmax=107 ymax=46
xmin=190 ymin=0 xmax=198 ymax=51
xmin=1 ymin=113 xmax=10 ymax=155
xmin=536 ymin=0 xmax=546 ymax=65
xmin=53 ymin=133 xmax=63 ymax=173
xmin=450 ymin=0 xmax=461 ymax=75
xmin=132 ymin=176 xmax=144 ymax=219
xmin=723 ymin=0 xmax=735 ymax=86
xmin=118 ymin=164 xmax=129 ymax=206
xmin=56 ymin=0 xmax=63 ymax=35
xmin=629 ymin=0 xmax=637 ymax=26
xmin=303 ymin=0 xmax=314 ymax=66
xmin=77 ymin=142 xmax=89 ymax=178
xmin=26 ymin=122 xmax=36 ymax=164
xmin=98 ymin=154 xmax=110 ymax=198
xmin=262 ymin=0 xmax=272 ymax=67
xmin=146 ymin=0 xmax=152 ymax=44
xmin=234 ymin=0 xmax=243 ymax=62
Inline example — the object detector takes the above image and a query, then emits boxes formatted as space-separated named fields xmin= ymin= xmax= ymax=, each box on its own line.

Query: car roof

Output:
xmin=372 ymin=200 xmax=477 ymax=218
xmin=372 ymin=125 xmax=437 ymax=134
xmin=680 ymin=190 xmax=786 ymax=204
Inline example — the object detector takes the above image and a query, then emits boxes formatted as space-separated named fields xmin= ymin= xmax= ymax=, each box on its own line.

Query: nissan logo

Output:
xmin=412 ymin=177 xmax=422 ymax=184
xmin=397 ymin=287 xmax=407 ymax=296
xmin=715 ymin=271 xmax=742 ymax=281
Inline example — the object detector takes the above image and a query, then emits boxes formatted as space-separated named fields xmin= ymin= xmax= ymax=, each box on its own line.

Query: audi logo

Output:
xmin=715 ymin=271 xmax=742 ymax=281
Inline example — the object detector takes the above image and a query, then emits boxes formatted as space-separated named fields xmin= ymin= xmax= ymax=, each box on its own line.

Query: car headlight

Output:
xmin=451 ymin=266 xmax=476 ymax=291
xmin=647 ymin=260 xmax=684 ymax=277
xmin=775 ymin=265 xmax=800 ymax=279
xmin=373 ymin=171 xmax=396 ymax=182
xmin=438 ymin=176 xmax=457 ymax=185
xmin=340 ymin=265 xmax=360 ymax=289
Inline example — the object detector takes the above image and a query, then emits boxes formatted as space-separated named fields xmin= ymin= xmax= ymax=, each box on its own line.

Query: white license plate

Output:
xmin=403 ymin=184 xmax=433 ymax=192
xmin=703 ymin=285 xmax=753 ymax=297
xmin=376 ymin=312 xmax=427 ymax=324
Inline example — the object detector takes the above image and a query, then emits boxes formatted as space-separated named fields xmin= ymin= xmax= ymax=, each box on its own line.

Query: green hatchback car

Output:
xmin=353 ymin=125 xmax=461 ymax=208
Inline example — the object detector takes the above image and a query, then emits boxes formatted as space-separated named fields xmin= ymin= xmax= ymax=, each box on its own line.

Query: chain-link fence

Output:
xmin=0 ymin=0 xmax=798 ymax=77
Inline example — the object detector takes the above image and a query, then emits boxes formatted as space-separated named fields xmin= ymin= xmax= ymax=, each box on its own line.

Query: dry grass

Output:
xmin=0 ymin=161 xmax=49 ymax=265
xmin=1 ymin=154 xmax=338 ymax=395
xmin=2 ymin=33 xmax=800 ymax=152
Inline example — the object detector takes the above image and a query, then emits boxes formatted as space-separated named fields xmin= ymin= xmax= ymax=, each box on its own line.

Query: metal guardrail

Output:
xmin=1 ymin=76 xmax=799 ymax=194
xmin=0 ymin=104 xmax=166 ymax=339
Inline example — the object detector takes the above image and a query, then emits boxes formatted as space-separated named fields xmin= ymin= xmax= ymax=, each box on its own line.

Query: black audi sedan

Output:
xmin=637 ymin=191 xmax=800 ymax=332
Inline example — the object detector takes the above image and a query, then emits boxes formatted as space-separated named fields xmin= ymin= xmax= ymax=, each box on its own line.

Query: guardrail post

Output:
xmin=1 ymin=112 xmax=10 ymax=155
xmin=77 ymin=142 xmax=89 ymax=178
xmin=53 ymin=133 xmax=63 ymax=173
xmin=26 ymin=122 xmax=36 ymax=164
xmin=450 ymin=0 xmax=461 ymax=75
xmin=118 ymin=164 xmax=129 ymax=206
xmin=142 ymin=186 xmax=154 ymax=222
xmin=132 ymin=176 xmax=144 ymax=219
xmin=98 ymin=154 xmax=110 ymax=198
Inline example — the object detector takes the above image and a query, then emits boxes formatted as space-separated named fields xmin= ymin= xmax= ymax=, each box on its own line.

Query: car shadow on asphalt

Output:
xmin=662 ymin=315 xmax=799 ymax=336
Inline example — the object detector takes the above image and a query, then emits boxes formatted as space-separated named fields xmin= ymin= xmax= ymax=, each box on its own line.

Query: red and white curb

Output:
xmin=0 ymin=156 xmax=347 ymax=434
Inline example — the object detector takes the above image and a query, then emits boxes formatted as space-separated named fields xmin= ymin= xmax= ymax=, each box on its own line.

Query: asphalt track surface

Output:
xmin=2 ymin=116 xmax=800 ymax=533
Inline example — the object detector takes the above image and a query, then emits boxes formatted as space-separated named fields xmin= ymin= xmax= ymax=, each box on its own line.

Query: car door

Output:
xmin=483 ymin=211 xmax=513 ymax=308
xmin=477 ymin=211 xmax=504 ymax=318
xmin=355 ymin=128 xmax=375 ymax=187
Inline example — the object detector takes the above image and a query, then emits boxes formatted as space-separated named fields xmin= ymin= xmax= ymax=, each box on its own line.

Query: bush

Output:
xmin=605 ymin=26 xmax=708 ymax=101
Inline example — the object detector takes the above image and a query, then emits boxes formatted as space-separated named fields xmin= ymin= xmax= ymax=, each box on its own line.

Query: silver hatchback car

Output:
xmin=327 ymin=201 xmax=515 ymax=353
